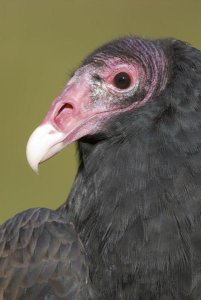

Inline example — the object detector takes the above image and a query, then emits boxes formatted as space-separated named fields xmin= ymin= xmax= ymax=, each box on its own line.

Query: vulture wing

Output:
xmin=0 ymin=208 xmax=92 ymax=300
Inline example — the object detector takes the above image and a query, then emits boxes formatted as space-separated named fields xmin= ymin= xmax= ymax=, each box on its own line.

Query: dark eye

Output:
xmin=113 ymin=72 xmax=131 ymax=89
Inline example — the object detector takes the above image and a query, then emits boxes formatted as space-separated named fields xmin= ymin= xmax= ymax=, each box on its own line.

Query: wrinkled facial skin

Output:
xmin=46 ymin=55 xmax=159 ymax=137
xmin=43 ymin=57 xmax=142 ymax=133
xmin=26 ymin=39 xmax=168 ymax=172
xmin=68 ymin=58 xmax=143 ymax=111
xmin=88 ymin=58 xmax=142 ymax=109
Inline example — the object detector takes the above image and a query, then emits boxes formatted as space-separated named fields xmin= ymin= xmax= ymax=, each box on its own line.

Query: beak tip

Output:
xmin=26 ymin=127 xmax=42 ymax=174
xmin=26 ymin=123 xmax=65 ymax=173
xmin=32 ymin=164 xmax=39 ymax=174
xmin=26 ymin=147 xmax=39 ymax=174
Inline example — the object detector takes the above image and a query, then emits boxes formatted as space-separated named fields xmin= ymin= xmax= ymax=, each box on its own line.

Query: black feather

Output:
xmin=63 ymin=38 xmax=201 ymax=299
xmin=2 ymin=37 xmax=201 ymax=299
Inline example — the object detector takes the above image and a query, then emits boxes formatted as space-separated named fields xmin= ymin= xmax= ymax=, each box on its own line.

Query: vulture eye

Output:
xmin=113 ymin=72 xmax=131 ymax=90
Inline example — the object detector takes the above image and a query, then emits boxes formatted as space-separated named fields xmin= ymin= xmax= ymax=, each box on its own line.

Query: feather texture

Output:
xmin=0 ymin=208 xmax=92 ymax=299
xmin=2 ymin=37 xmax=201 ymax=299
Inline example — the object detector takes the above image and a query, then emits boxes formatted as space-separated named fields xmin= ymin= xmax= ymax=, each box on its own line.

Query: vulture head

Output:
xmin=26 ymin=37 xmax=201 ymax=174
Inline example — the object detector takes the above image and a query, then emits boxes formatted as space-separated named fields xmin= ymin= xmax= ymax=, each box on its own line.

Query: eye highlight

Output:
xmin=113 ymin=72 xmax=131 ymax=90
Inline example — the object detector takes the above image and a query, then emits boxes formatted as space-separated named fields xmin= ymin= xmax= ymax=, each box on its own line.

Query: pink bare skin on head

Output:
xmin=41 ymin=59 xmax=141 ymax=144
xmin=26 ymin=50 xmax=168 ymax=172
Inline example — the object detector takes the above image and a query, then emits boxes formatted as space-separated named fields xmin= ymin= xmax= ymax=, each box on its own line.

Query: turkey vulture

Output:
xmin=1 ymin=37 xmax=201 ymax=299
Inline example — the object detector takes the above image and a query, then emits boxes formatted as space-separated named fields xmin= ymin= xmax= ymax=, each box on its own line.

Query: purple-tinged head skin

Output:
xmin=26 ymin=37 xmax=169 ymax=172
xmin=84 ymin=38 xmax=168 ymax=102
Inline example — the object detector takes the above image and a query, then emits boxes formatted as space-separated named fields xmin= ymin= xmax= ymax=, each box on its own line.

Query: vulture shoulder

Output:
xmin=0 ymin=208 xmax=92 ymax=300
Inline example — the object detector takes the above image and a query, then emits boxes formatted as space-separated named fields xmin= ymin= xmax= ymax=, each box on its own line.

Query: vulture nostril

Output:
xmin=54 ymin=103 xmax=75 ymax=129
xmin=56 ymin=103 xmax=74 ymax=118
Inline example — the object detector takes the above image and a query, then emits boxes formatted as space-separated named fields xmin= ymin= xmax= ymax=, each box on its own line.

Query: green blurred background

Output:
xmin=1 ymin=0 xmax=201 ymax=223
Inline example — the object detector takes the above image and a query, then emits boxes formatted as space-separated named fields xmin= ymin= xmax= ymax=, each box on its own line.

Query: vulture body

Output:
xmin=1 ymin=37 xmax=201 ymax=299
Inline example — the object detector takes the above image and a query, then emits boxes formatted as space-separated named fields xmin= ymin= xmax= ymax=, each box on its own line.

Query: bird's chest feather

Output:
xmin=66 ymin=151 xmax=201 ymax=299
xmin=62 ymin=125 xmax=201 ymax=299
xmin=81 ymin=203 xmax=193 ymax=299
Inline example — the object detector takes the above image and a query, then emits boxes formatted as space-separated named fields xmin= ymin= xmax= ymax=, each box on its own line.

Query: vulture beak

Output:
xmin=26 ymin=76 xmax=103 ymax=173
